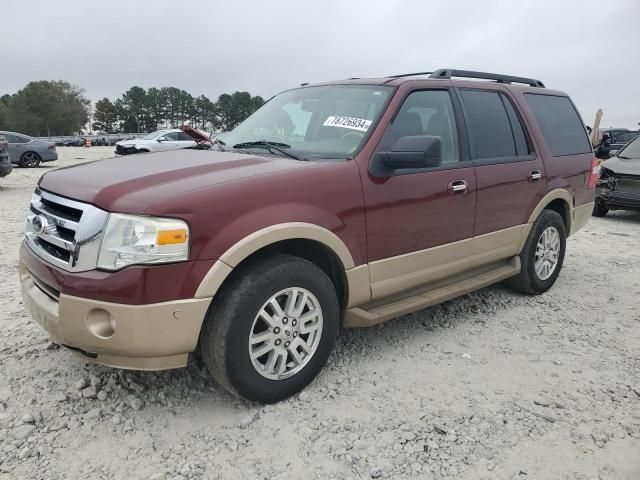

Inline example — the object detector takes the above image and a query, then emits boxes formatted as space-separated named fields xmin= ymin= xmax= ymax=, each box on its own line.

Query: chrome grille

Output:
xmin=26 ymin=188 xmax=109 ymax=272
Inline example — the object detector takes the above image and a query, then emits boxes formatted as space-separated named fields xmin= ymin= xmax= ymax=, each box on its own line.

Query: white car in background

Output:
xmin=115 ymin=129 xmax=199 ymax=155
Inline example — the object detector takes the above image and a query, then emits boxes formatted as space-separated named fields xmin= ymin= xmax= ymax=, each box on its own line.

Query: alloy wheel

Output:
xmin=248 ymin=287 xmax=323 ymax=380
xmin=21 ymin=152 xmax=40 ymax=168
xmin=534 ymin=226 xmax=561 ymax=280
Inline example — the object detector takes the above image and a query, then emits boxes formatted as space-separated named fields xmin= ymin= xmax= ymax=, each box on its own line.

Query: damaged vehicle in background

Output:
xmin=594 ymin=135 xmax=640 ymax=216
xmin=594 ymin=128 xmax=638 ymax=160
xmin=115 ymin=126 xmax=212 ymax=155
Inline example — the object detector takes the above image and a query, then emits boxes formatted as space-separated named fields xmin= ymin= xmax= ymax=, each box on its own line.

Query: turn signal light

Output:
xmin=157 ymin=229 xmax=187 ymax=245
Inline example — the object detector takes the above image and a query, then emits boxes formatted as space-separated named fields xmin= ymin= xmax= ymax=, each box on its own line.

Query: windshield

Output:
xmin=143 ymin=130 xmax=167 ymax=140
xmin=616 ymin=135 xmax=640 ymax=159
xmin=220 ymin=85 xmax=393 ymax=159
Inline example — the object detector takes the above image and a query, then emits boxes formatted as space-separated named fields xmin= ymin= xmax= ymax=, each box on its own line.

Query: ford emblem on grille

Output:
xmin=32 ymin=215 xmax=57 ymax=235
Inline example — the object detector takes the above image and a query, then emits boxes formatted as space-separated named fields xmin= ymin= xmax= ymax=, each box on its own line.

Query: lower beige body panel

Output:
xmin=20 ymin=262 xmax=211 ymax=370
xmin=570 ymin=202 xmax=594 ymax=236
xmin=368 ymin=225 xmax=526 ymax=301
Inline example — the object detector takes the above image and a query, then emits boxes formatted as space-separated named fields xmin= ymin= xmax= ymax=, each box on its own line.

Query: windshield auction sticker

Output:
xmin=323 ymin=116 xmax=372 ymax=132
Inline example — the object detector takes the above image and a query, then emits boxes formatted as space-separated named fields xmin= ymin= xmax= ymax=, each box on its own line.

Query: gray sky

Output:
xmin=2 ymin=0 xmax=639 ymax=128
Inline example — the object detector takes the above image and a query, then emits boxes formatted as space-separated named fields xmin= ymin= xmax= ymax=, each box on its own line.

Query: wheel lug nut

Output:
xmin=293 ymin=332 xmax=298 ymax=338
xmin=275 ymin=339 xmax=282 ymax=346
xmin=292 ymin=319 xmax=297 ymax=326
xmin=273 ymin=327 xmax=280 ymax=334
xmin=282 ymin=318 xmax=288 ymax=324
xmin=285 ymin=341 xmax=290 ymax=347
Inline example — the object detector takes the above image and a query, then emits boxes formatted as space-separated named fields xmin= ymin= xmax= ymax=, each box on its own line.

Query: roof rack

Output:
xmin=382 ymin=71 xmax=432 ymax=83
xmin=429 ymin=69 xmax=545 ymax=88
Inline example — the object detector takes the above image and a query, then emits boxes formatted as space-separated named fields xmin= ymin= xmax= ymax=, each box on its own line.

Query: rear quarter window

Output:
xmin=524 ymin=94 xmax=591 ymax=156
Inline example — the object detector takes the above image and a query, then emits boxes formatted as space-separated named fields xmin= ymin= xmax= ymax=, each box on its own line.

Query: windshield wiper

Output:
xmin=232 ymin=140 xmax=304 ymax=160
xmin=617 ymin=155 xmax=630 ymax=159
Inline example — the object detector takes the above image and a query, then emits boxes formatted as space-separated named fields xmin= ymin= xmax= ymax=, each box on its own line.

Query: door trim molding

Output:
xmin=367 ymin=224 xmax=526 ymax=300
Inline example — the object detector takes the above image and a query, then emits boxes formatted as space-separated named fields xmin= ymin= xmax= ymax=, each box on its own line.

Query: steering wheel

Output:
xmin=342 ymin=131 xmax=365 ymax=142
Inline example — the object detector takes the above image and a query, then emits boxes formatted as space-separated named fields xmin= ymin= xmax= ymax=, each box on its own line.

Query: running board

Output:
xmin=343 ymin=256 xmax=520 ymax=328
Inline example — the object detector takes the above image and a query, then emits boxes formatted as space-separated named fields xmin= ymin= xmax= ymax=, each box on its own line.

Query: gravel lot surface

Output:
xmin=1 ymin=147 xmax=639 ymax=480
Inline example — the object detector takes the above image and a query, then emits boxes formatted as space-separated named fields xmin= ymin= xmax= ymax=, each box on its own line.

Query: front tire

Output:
xmin=199 ymin=254 xmax=339 ymax=403
xmin=20 ymin=152 xmax=41 ymax=168
xmin=505 ymin=210 xmax=566 ymax=295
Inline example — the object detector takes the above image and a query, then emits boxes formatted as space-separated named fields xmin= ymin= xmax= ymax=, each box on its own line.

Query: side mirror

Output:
xmin=370 ymin=135 xmax=442 ymax=177
xmin=595 ymin=145 xmax=610 ymax=160
xmin=608 ymin=149 xmax=618 ymax=157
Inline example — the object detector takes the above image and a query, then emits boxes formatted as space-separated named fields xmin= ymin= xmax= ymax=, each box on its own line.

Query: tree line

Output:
xmin=0 ymin=80 xmax=265 ymax=137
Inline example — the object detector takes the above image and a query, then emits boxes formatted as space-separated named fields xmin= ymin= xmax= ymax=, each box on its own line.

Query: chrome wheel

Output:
xmin=534 ymin=226 xmax=561 ymax=280
xmin=249 ymin=287 xmax=323 ymax=380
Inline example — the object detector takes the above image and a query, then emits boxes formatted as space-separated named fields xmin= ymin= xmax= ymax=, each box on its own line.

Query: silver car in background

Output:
xmin=0 ymin=131 xmax=58 ymax=168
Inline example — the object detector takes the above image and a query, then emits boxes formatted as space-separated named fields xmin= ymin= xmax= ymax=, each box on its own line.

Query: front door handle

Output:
xmin=528 ymin=170 xmax=542 ymax=182
xmin=448 ymin=180 xmax=468 ymax=195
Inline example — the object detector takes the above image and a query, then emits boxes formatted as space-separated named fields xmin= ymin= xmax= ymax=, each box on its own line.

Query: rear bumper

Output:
xmin=20 ymin=260 xmax=211 ymax=370
xmin=41 ymin=151 xmax=58 ymax=162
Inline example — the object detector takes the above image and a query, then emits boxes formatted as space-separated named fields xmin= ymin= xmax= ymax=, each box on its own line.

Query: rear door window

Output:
xmin=177 ymin=132 xmax=195 ymax=141
xmin=460 ymin=90 xmax=522 ymax=160
xmin=5 ymin=134 xmax=29 ymax=143
xmin=524 ymin=94 xmax=591 ymax=156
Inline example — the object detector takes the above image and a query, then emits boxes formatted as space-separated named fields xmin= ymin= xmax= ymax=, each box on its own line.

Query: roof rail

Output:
xmin=429 ymin=69 xmax=545 ymax=88
xmin=383 ymin=71 xmax=432 ymax=83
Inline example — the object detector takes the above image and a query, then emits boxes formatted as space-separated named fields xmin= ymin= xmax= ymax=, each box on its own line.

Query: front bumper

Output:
xmin=20 ymin=260 xmax=211 ymax=370
xmin=596 ymin=186 xmax=640 ymax=212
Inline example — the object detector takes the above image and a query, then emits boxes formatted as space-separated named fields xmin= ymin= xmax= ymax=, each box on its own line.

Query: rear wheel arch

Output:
xmin=528 ymin=190 xmax=572 ymax=234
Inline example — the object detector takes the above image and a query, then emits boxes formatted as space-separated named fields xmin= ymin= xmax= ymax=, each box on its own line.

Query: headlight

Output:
xmin=97 ymin=214 xmax=189 ymax=270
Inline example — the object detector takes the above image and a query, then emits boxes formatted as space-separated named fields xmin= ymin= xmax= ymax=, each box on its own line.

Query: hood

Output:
xmin=602 ymin=156 xmax=640 ymax=176
xmin=38 ymin=149 xmax=309 ymax=212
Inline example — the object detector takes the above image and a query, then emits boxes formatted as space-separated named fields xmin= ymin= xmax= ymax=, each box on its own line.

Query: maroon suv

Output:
xmin=20 ymin=69 xmax=597 ymax=402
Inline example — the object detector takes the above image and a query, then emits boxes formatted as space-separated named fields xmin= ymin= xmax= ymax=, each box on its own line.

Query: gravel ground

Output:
xmin=0 ymin=147 xmax=639 ymax=480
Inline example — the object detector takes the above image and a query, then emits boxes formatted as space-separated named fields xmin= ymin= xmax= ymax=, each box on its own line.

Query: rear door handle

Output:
xmin=447 ymin=180 xmax=468 ymax=195
xmin=528 ymin=170 xmax=542 ymax=182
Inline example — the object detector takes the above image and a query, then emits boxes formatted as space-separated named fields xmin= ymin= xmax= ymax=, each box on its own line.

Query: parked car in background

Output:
xmin=115 ymin=128 xmax=200 ymax=155
xmin=20 ymin=69 xmax=596 ymax=403
xmin=0 ymin=135 xmax=13 ymax=178
xmin=594 ymin=135 xmax=640 ymax=216
xmin=62 ymin=137 xmax=86 ymax=147
xmin=595 ymin=128 xmax=638 ymax=159
xmin=0 ymin=131 xmax=58 ymax=168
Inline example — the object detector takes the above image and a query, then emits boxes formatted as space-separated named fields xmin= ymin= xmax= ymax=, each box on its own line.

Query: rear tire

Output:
xmin=20 ymin=152 xmax=41 ymax=168
xmin=505 ymin=210 xmax=566 ymax=295
xmin=592 ymin=200 xmax=609 ymax=217
xmin=199 ymin=254 xmax=339 ymax=403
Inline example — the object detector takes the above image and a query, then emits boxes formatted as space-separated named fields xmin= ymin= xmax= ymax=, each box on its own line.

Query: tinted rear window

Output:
xmin=524 ymin=94 xmax=591 ymax=156
xmin=460 ymin=90 xmax=515 ymax=159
